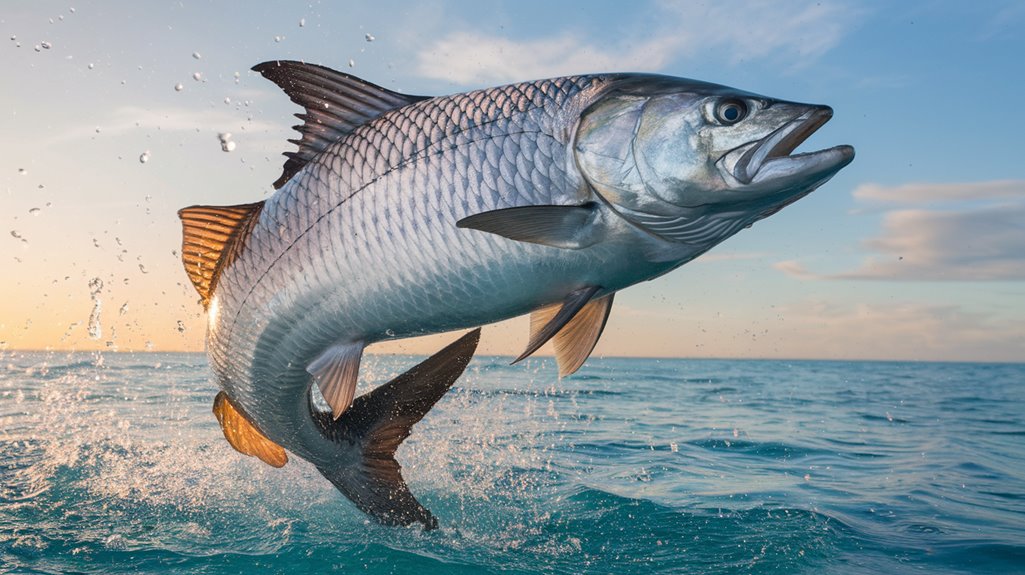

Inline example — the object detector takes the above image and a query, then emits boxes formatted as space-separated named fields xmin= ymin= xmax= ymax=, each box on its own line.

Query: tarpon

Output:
xmin=178 ymin=61 xmax=854 ymax=528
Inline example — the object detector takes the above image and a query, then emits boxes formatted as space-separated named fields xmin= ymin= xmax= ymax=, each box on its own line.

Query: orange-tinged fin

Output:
xmin=178 ymin=202 xmax=263 ymax=307
xmin=532 ymin=293 xmax=615 ymax=377
xmin=251 ymin=60 xmax=429 ymax=189
xmin=212 ymin=391 xmax=288 ymax=468
xmin=512 ymin=286 xmax=601 ymax=366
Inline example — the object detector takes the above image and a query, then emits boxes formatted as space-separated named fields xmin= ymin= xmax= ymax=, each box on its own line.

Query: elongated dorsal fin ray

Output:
xmin=513 ymin=286 xmax=602 ymax=365
xmin=178 ymin=202 xmax=263 ymax=307
xmin=252 ymin=60 xmax=429 ymax=189
xmin=531 ymin=294 xmax=615 ymax=377
xmin=307 ymin=341 xmax=365 ymax=420
xmin=212 ymin=391 xmax=288 ymax=468
xmin=316 ymin=329 xmax=481 ymax=529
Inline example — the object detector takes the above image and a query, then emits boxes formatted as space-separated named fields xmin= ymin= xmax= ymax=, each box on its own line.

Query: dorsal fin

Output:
xmin=178 ymin=202 xmax=263 ymax=307
xmin=251 ymin=60 xmax=429 ymax=189
xmin=213 ymin=391 xmax=288 ymax=468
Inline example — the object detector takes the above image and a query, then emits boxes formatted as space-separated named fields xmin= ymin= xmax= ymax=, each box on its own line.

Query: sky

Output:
xmin=1 ymin=0 xmax=1023 ymax=362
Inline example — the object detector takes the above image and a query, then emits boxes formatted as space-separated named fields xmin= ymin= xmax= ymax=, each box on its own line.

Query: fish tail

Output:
xmin=314 ymin=329 xmax=480 ymax=529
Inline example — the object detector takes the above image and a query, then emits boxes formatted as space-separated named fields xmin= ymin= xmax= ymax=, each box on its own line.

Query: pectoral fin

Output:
xmin=532 ymin=293 xmax=615 ymax=377
xmin=513 ymin=286 xmax=602 ymax=366
xmin=307 ymin=341 xmax=364 ymax=419
xmin=212 ymin=392 xmax=288 ymax=468
xmin=456 ymin=203 xmax=600 ymax=249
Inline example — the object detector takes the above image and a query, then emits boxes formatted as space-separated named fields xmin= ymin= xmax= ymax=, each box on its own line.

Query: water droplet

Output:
xmin=138 ymin=263 xmax=148 ymax=274
xmin=87 ymin=277 xmax=103 ymax=340
xmin=87 ymin=62 xmax=94 ymax=69
xmin=34 ymin=45 xmax=42 ymax=52
xmin=221 ymin=140 xmax=236 ymax=152
xmin=385 ymin=328 xmax=395 ymax=337
xmin=18 ymin=168 xmax=27 ymax=176
xmin=10 ymin=35 xmax=16 ymax=41
xmin=10 ymin=230 xmax=27 ymax=243
xmin=145 ymin=340 xmax=154 ymax=351
xmin=192 ymin=72 xmax=202 ymax=81
xmin=176 ymin=320 xmax=186 ymax=333
xmin=192 ymin=51 xmax=201 ymax=60
xmin=59 ymin=15 xmax=64 ymax=21
xmin=28 ymin=208 xmax=41 ymax=215
xmin=70 ymin=7 xmax=76 ymax=13
xmin=41 ymin=41 xmax=52 ymax=49
xmin=174 ymin=82 xmax=183 ymax=92
xmin=274 ymin=35 xmax=284 ymax=42
xmin=223 ymin=96 xmax=231 ymax=104
xmin=95 ymin=126 xmax=101 ymax=133
xmin=365 ymin=33 xmax=375 ymax=42
xmin=119 ymin=302 xmax=129 ymax=316
xmin=139 ymin=151 xmax=150 ymax=164
xmin=348 ymin=59 xmax=355 ymax=68
xmin=218 ymin=132 xmax=232 ymax=143
xmin=299 ymin=18 xmax=305 ymax=27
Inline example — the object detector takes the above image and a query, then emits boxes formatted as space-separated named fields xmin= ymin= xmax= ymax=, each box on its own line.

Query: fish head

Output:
xmin=574 ymin=75 xmax=854 ymax=247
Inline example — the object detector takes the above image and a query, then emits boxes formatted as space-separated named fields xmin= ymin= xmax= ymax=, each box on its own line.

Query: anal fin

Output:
xmin=533 ymin=293 xmax=615 ymax=377
xmin=307 ymin=341 xmax=364 ymax=420
xmin=512 ymin=286 xmax=602 ymax=366
xmin=212 ymin=391 xmax=288 ymax=468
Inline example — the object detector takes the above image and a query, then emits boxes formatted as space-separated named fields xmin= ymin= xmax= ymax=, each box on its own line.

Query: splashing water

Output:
xmin=87 ymin=277 xmax=103 ymax=339
xmin=1 ymin=353 xmax=1023 ymax=574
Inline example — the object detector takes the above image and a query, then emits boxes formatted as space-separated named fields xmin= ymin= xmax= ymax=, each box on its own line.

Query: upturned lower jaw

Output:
xmin=721 ymin=106 xmax=840 ymax=186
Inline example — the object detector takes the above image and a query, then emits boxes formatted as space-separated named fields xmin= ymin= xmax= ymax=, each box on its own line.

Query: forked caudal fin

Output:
xmin=315 ymin=328 xmax=481 ymax=530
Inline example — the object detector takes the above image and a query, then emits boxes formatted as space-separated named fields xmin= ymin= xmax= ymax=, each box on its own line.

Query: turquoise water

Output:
xmin=1 ymin=351 xmax=1023 ymax=574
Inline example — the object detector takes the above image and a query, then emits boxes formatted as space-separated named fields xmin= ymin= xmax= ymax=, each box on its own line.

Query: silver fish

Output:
xmin=178 ymin=61 xmax=854 ymax=528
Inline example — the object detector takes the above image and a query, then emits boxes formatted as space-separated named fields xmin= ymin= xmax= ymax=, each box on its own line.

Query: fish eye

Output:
xmin=715 ymin=99 xmax=748 ymax=125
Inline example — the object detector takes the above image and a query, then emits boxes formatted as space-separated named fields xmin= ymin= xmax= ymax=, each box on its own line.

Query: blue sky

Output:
xmin=1 ymin=1 xmax=1023 ymax=361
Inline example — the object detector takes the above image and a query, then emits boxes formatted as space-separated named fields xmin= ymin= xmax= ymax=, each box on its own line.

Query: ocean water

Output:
xmin=1 ymin=351 xmax=1023 ymax=574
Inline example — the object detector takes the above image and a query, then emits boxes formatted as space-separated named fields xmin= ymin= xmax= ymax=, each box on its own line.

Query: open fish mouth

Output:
xmin=726 ymin=106 xmax=854 ymax=187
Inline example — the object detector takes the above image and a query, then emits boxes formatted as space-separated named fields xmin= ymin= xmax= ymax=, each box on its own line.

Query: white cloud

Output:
xmin=416 ymin=31 xmax=678 ymax=85
xmin=415 ymin=0 xmax=862 ymax=84
xmin=781 ymin=180 xmax=1025 ymax=282
xmin=853 ymin=180 xmax=1025 ymax=204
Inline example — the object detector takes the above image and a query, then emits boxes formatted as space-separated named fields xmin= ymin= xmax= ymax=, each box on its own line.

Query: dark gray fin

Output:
xmin=178 ymin=203 xmax=264 ymax=308
xmin=512 ymin=286 xmax=602 ymax=365
xmin=456 ymin=203 xmax=600 ymax=249
xmin=307 ymin=341 xmax=365 ymax=420
xmin=212 ymin=391 xmax=288 ymax=468
xmin=532 ymin=293 xmax=615 ymax=377
xmin=252 ymin=60 xmax=429 ymax=189
xmin=315 ymin=329 xmax=481 ymax=529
